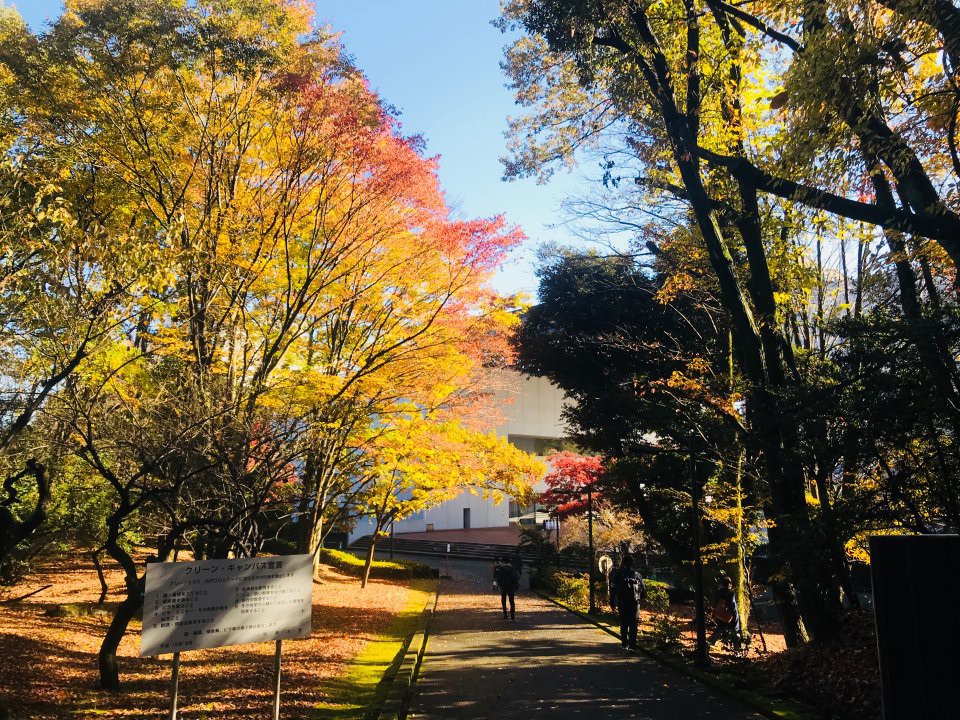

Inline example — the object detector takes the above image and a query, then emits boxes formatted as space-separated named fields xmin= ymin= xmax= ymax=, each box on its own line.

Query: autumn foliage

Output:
xmin=0 ymin=0 xmax=542 ymax=689
xmin=539 ymin=451 xmax=604 ymax=518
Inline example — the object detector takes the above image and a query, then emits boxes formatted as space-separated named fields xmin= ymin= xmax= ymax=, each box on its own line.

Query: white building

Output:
xmin=347 ymin=371 xmax=569 ymax=542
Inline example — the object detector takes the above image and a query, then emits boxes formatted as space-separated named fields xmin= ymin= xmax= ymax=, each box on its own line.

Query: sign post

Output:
xmin=272 ymin=639 xmax=282 ymax=720
xmin=598 ymin=554 xmax=613 ymax=608
xmin=168 ymin=652 xmax=181 ymax=720
xmin=142 ymin=554 xmax=313 ymax=718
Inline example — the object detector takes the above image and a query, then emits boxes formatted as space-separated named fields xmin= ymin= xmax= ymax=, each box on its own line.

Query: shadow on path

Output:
xmin=407 ymin=558 xmax=764 ymax=720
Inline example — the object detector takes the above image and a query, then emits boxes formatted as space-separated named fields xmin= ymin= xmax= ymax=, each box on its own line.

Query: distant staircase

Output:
xmin=349 ymin=534 xmax=591 ymax=571
xmin=350 ymin=534 xmax=542 ymax=564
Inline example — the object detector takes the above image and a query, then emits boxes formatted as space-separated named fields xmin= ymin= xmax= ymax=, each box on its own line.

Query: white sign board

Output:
xmin=140 ymin=554 xmax=313 ymax=657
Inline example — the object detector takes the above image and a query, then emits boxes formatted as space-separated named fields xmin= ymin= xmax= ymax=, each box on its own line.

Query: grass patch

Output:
xmin=312 ymin=578 xmax=434 ymax=720
xmin=318 ymin=549 xmax=436 ymax=580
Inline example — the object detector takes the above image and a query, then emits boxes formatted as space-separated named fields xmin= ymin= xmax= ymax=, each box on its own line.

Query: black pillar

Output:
xmin=871 ymin=535 xmax=960 ymax=719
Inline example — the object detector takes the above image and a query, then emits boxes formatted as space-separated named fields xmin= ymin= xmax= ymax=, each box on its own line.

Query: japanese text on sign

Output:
xmin=140 ymin=554 xmax=313 ymax=656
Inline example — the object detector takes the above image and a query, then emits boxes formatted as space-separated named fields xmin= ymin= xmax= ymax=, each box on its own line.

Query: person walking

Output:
xmin=510 ymin=547 xmax=524 ymax=586
xmin=610 ymin=554 xmax=645 ymax=650
xmin=493 ymin=555 xmax=520 ymax=620
xmin=708 ymin=576 xmax=741 ymax=650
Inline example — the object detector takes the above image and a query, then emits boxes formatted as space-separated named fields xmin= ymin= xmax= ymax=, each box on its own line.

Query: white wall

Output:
xmin=347 ymin=491 xmax=511 ymax=542
xmin=347 ymin=370 xmax=569 ymax=542
xmin=492 ymin=371 xmax=568 ymax=439
xmin=423 ymin=489 xmax=510 ymax=530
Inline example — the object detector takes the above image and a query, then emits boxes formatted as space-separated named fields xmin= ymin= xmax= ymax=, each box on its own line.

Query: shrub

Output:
xmin=531 ymin=563 xmax=560 ymax=592
xmin=530 ymin=565 xmax=590 ymax=610
xmin=317 ymin=548 xmax=436 ymax=580
xmin=554 ymin=571 xmax=589 ymax=610
xmin=260 ymin=538 xmax=297 ymax=556
xmin=646 ymin=583 xmax=682 ymax=651
xmin=518 ymin=525 xmax=557 ymax=559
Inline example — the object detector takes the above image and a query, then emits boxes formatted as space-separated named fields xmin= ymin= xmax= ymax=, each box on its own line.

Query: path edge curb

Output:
xmin=376 ymin=580 xmax=441 ymax=720
xmin=533 ymin=589 xmax=822 ymax=720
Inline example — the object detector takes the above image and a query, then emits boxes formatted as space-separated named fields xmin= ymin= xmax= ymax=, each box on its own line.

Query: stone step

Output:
xmin=350 ymin=535 xmax=538 ymax=561
xmin=349 ymin=535 xmax=588 ymax=570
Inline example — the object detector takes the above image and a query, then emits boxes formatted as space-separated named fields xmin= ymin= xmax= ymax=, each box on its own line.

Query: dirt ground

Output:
xmin=654 ymin=602 xmax=788 ymax=657
xmin=0 ymin=554 xmax=422 ymax=719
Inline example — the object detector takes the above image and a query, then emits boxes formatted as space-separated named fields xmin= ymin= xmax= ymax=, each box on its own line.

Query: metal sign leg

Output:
xmin=168 ymin=652 xmax=181 ymax=720
xmin=272 ymin=640 xmax=282 ymax=720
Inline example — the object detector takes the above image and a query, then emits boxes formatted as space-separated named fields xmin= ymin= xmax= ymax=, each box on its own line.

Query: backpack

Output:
xmin=713 ymin=599 xmax=735 ymax=624
xmin=495 ymin=563 xmax=518 ymax=590
xmin=615 ymin=569 xmax=646 ymax=606
xmin=713 ymin=588 xmax=736 ymax=624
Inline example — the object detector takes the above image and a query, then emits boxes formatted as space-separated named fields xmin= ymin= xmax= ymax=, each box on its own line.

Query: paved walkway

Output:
xmin=407 ymin=560 xmax=764 ymax=720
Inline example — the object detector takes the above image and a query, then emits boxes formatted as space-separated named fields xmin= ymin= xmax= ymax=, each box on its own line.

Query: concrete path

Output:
xmin=405 ymin=559 xmax=764 ymax=720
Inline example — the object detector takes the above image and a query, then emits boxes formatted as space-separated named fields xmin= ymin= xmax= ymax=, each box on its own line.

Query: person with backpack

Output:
xmin=493 ymin=555 xmax=520 ymax=620
xmin=708 ymin=575 xmax=741 ymax=650
xmin=510 ymin=547 xmax=524 ymax=582
xmin=610 ymin=554 xmax=645 ymax=650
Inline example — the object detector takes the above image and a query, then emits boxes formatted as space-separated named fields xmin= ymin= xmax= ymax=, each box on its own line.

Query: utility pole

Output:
xmin=588 ymin=482 xmax=596 ymax=614
xmin=690 ymin=433 xmax=709 ymax=668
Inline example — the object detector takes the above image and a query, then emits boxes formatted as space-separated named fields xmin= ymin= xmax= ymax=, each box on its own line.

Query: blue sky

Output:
xmin=8 ymin=0 xmax=591 ymax=298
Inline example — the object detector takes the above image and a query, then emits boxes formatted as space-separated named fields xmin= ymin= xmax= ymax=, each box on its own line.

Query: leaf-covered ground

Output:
xmin=590 ymin=599 xmax=879 ymax=718
xmin=747 ymin=611 xmax=881 ymax=720
xmin=656 ymin=602 xmax=788 ymax=656
xmin=0 ymin=555 xmax=430 ymax=719
xmin=662 ymin=605 xmax=880 ymax=719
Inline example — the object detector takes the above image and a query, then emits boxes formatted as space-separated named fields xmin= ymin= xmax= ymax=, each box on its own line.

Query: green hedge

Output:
xmin=555 ymin=572 xmax=589 ymax=610
xmin=535 ymin=567 xmax=675 ymax=612
xmin=317 ymin=548 xmax=437 ymax=580
xmin=261 ymin=538 xmax=297 ymax=556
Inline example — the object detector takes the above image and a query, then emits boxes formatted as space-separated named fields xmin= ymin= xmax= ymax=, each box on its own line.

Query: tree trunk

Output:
xmin=754 ymin=393 xmax=839 ymax=641
xmin=813 ymin=466 xmax=860 ymax=610
xmin=98 ymin=576 xmax=143 ymax=690
xmin=734 ymin=172 xmax=840 ymax=641
xmin=310 ymin=518 xmax=324 ymax=579
xmin=870 ymin=160 xmax=960 ymax=412
xmin=731 ymin=451 xmax=750 ymax=632
xmin=611 ymin=5 xmax=844 ymax=641
xmin=295 ymin=506 xmax=312 ymax=553
xmin=0 ymin=460 xmax=50 ymax=567
xmin=361 ymin=534 xmax=378 ymax=589
xmin=98 ymin=501 xmax=142 ymax=689
xmin=770 ymin=579 xmax=809 ymax=648
xmin=92 ymin=549 xmax=108 ymax=605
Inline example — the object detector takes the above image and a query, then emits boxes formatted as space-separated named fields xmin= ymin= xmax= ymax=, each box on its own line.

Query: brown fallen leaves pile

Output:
xmin=748 ymin=611 xmax=881 ymax=720
xmin=0 ymin=555 xmax=419 ymax=719
xmin=642 ymin=602 xmax=880 ymax=719
xmin=641 ymin=602 xmax=788 ymax=655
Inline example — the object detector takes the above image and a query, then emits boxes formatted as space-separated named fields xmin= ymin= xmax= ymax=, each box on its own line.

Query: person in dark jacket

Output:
xmin=708 ymin=575 xmax=741 ymax=649
xmin=610 ymin=554 xmax=645 ymax=650
xmin=510 ymin=547 xmax=524 ymax=579
xmin=493 ymin=555 xmax=520 ymax=620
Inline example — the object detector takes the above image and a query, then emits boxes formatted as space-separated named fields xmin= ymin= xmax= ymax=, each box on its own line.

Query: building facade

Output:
xmin=347 ymin=371 xmax=568 ymax=542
